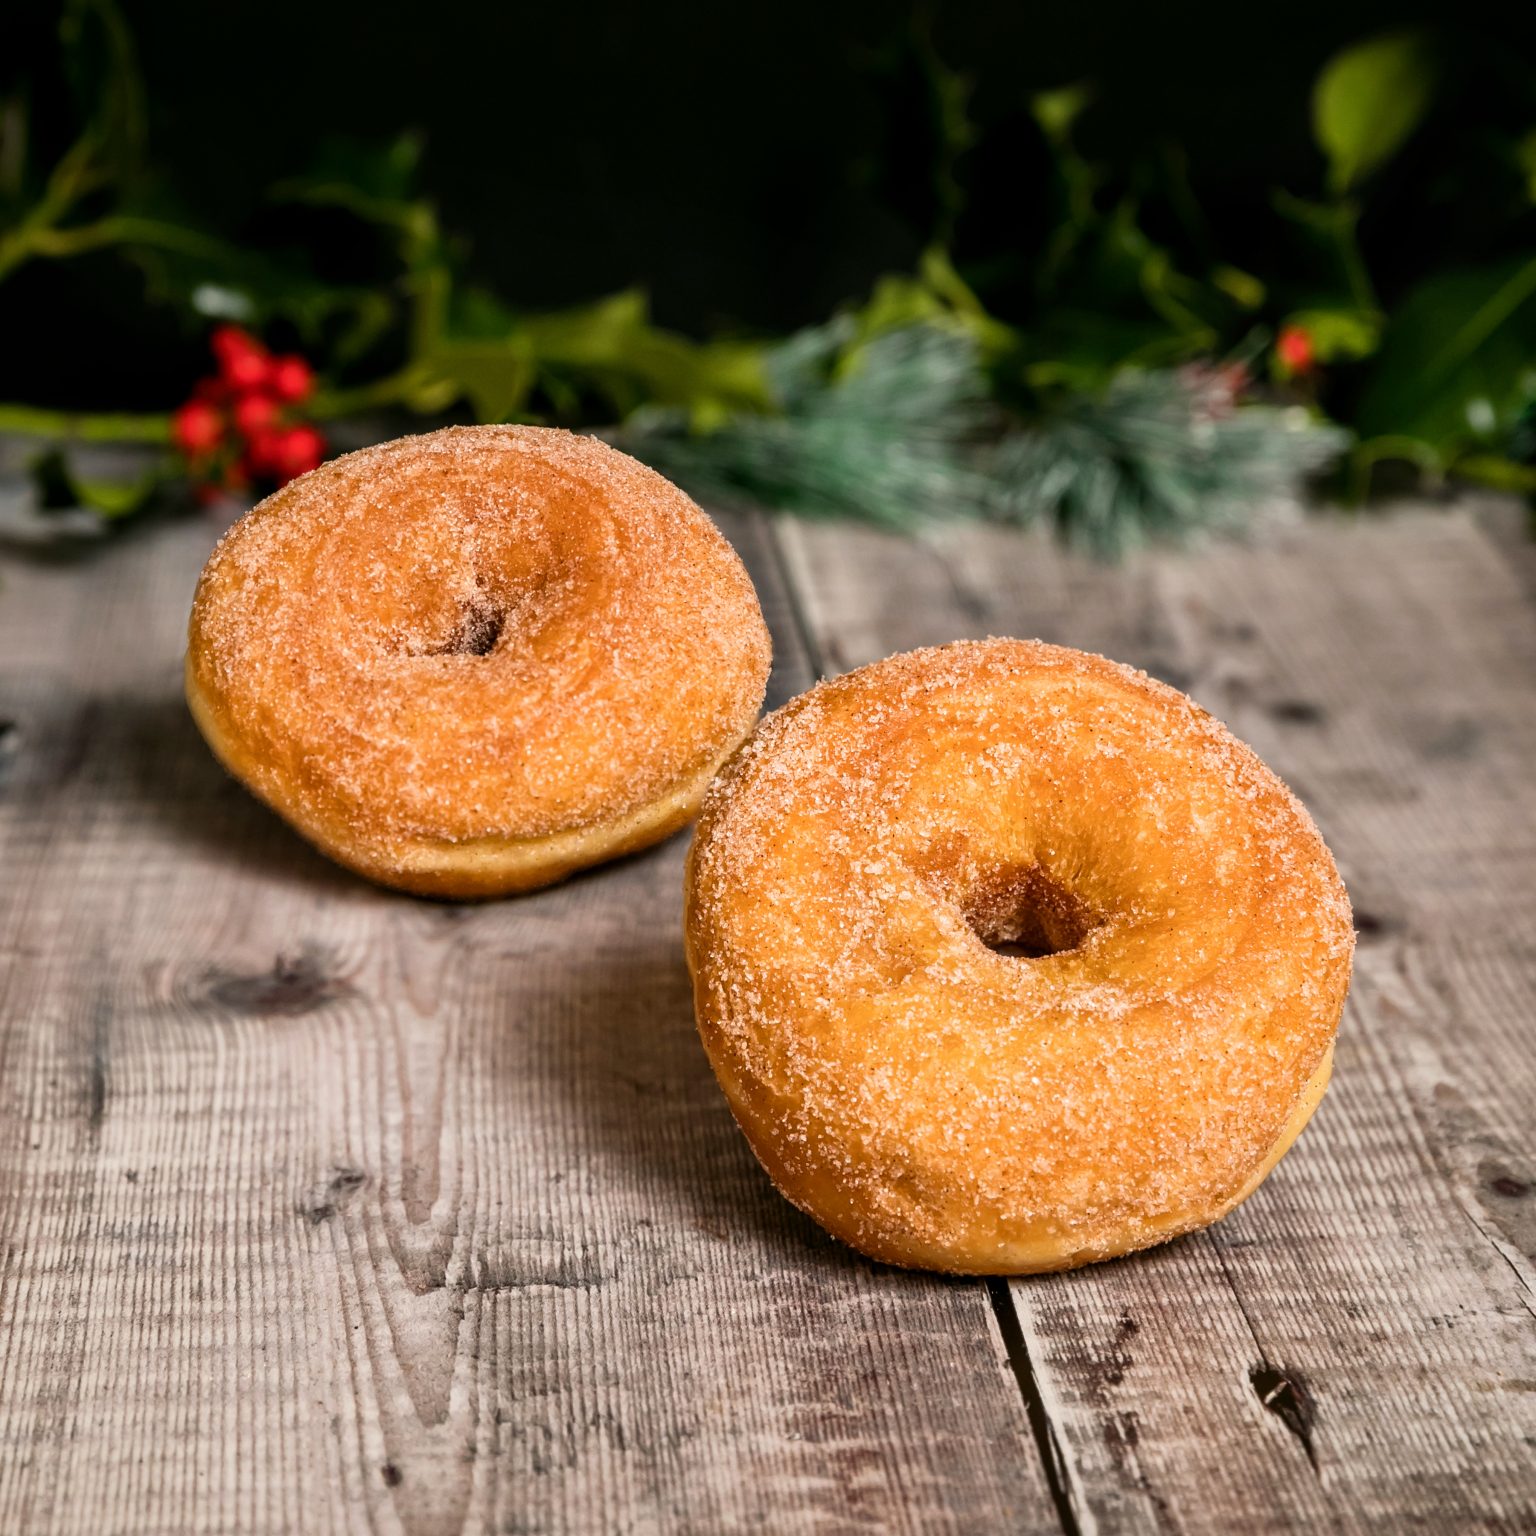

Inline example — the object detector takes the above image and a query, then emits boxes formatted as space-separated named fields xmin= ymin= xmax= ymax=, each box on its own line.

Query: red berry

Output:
xmin=267 ymin=424 xmax=326 ymax=484
xmin=211 ymin=325 xmax=271 ymax=391
xmin=227 ymin=352 xmax=271 ymax=392
xmin=243 ymin=427 xmax=283 ymax=476
xmin=268 ymin=355 xmax=315 ymax=403
xmin=233 ymin=392 xmax=280 ymax=440
xmin=173 ymin=398 xmax=225 ymax=456
xmin=1277 ymin=325 xmax=1316 ymax=374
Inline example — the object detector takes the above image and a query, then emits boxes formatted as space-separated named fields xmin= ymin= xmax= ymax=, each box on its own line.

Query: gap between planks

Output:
xmin=754 ymin=509 xmax=1088 ymax=1535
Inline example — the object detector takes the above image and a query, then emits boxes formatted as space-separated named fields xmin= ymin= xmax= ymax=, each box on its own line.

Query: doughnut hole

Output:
xmin=960 ymin=862 xmax=1104 ymax=959
xmin=437 ymin=592 xmax=506 ymax=657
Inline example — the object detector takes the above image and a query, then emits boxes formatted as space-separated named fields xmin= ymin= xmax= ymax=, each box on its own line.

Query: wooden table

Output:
xmin=1 ymin=491 xmax=1533 ymax=1534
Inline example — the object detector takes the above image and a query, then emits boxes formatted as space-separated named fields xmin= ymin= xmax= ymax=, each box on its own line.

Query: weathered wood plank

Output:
xmin=777 ymin=504 xmax=1536 ymax=1533
xmin=0 ymin=510 xmax=1050 ymax=1535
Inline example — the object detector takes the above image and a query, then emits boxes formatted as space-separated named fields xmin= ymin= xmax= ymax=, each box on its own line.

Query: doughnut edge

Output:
xmin=186 ymin=654 xmax=749 ymax=898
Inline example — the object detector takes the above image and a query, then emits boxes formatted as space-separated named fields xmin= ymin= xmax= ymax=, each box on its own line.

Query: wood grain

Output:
xmin=4 ymin=486 xmax=1535 ymax=1533
xmin=0 ymin=511 xmax=1048 ymax=1534
xmin=779 ymin=503 xmax=1536 ymax=1533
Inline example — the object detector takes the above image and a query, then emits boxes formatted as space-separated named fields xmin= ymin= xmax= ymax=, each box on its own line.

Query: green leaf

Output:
xmin=1031 ymin=85 xmax=1093 ymax=145
xmin=1355 ymin=257 xmax=1536 ymax=460
xmin=1516 ymin=129 xmax=1536 ymax=205
xmin=1313 ymin=31 xmax=1437 ymax=193
xmin=522 ymin=291 xmax=771 ymax=422
xmin=1212 ymin=265 xmax=1266 ymax=310
xmin=854 ymin=273 xmax=954 ymax=338
xmin=1282 ymin=306 xmax=1383 ymax=363
xmin=402 ymin=288 xmax=772 ymax=426
xmin=847 ymin=249 xmax=1015 ymax=363
xmin=1017 ymin=311 xmax=1206 ymax=393
xmin=29 ymin=446 xmax=165 ymax=521
xmin=271 ymin=134 xmax=438 ymax=259
xmin=283 ymin=134 xmax=424 ymax=206
xmin=1452 ymin=453 xmax=1536 ymax=494
xmin=120 ymin=203 xmax=395 ymax=352
xmin=1028 ymin=93 xmax=1241 ymax=381
xmin=1013 ymin=194 xmax=1228 ymax=390
xmin=859 ymin=20 xmax=976 ymax=249
xmin=1270 ymin=190 xmax=1376 ymax=310
xmin=412 ymin=338 xmax=536 ymax=421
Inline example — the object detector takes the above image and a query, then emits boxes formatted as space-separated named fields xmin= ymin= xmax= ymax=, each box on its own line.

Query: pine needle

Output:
xmin=622 ymin=320 xmax=994 ymax=529
xmin=990 ymin=368 xmax=1349 ymax=558
xmin=624 ymin=324 xmax=1348 ymax=557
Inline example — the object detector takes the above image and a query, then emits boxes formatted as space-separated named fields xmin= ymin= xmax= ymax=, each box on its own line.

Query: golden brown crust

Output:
xmin=684 ymin=639 xmax=1354 ymax=1273
xmin=186 ymin=425 xmax=772 ymax=896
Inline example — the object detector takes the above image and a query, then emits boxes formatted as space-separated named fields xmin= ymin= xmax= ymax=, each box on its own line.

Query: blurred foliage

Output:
xmin=1313 ymin=31 xmax=1438 ymax=194
xmin=620 ymin=318 xmax=994 ymax=529
xmin=990 ymin=370 xmax=1349 ymax=557
xmin=856 ymin=14 xmax=976 ymax=251
xmin=1354 ymin=259 xmax=1536 ymax=474
xmin=1001 ymin=82 xmax=1262 ymax=394
xmin=3 ymin=2 xmax=1536 ymax=543
xmin=28 ymin=442 xmax=159 ymax=519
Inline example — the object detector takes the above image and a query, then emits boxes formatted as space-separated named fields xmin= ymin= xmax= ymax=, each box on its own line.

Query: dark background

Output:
xmin=5 ymin=0 xmax=1536 ymax=407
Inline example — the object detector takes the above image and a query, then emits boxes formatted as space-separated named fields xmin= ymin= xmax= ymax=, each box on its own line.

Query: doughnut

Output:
xmin=684 ymin=639 xmax=1353 ymax=1273
xmin=186 ymin=425 xmax=771 ymax=897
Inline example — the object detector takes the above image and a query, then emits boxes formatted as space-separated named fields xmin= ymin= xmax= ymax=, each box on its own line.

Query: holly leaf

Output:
xmin=1031 ymin=84 xmax=1094 ymax=145
xmin=28 ymin=445 xmax=165 ymax=521
xmin=271 ymin=135 xmax=438 ymax=259
xmin=411 ymin=334 xmax=537 ymax=422
xmin=1313 ymin=31 xmax=1437 ymax=193
xmin=1281 ymin=306 xmax=1382 ymax=363
xmin=1355 ymin=257 xmax=1536 ymax=460
xmin=124 ymin=210 xmax=394 ymax=349
xmin=521 ymin=291 xmax=770 ymax=423
xmin=1017 ymin=310 xmax=1206 ymax=393
xmin=1516 ymin=129 xmax=1536 ymax=205
xmin=401 ymin=287 xmax=770 ymax=425
xmin=1213 ymin=265 xmax=1266 ymax=310
xmin=1027 ymin=95 xmax=1237 ymax=385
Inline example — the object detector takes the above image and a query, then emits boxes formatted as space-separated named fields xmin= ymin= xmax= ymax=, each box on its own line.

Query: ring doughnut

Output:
xmin=685 ymin=639 xmax=1353 ymax=1273
xmin=187 ymin=425 xmax=771 ymax=897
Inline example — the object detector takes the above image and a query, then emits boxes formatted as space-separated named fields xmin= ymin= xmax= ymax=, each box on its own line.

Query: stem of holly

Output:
xmin=0 ymin=404 xmax=172 ymax=443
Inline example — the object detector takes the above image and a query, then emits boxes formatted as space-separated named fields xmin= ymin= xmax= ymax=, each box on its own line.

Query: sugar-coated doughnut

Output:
xmin=187 ymin=426 xmax=771 ymax=897
xmin=685 ymin=639 xmax=1353 ymax=1273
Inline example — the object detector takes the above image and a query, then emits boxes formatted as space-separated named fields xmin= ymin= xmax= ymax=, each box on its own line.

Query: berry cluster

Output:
xmin=172 ymin=327 xmax=326 ymax=502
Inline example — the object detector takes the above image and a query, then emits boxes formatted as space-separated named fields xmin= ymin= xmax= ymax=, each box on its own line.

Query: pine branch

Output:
xmin=989 ymin=367 xmax=1349 ymax=557
xmin=627 ymin=327 xmax=1347 ymax=556
xmin=621 ymin=321 xmax=994 ymax=529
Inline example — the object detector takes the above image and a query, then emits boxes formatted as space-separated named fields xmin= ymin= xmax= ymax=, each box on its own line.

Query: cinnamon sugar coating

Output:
xmin=684 ymin=639 xmax=1353 ymax=1273
xmin=186 ymin=426 xmax=771 ymax=896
